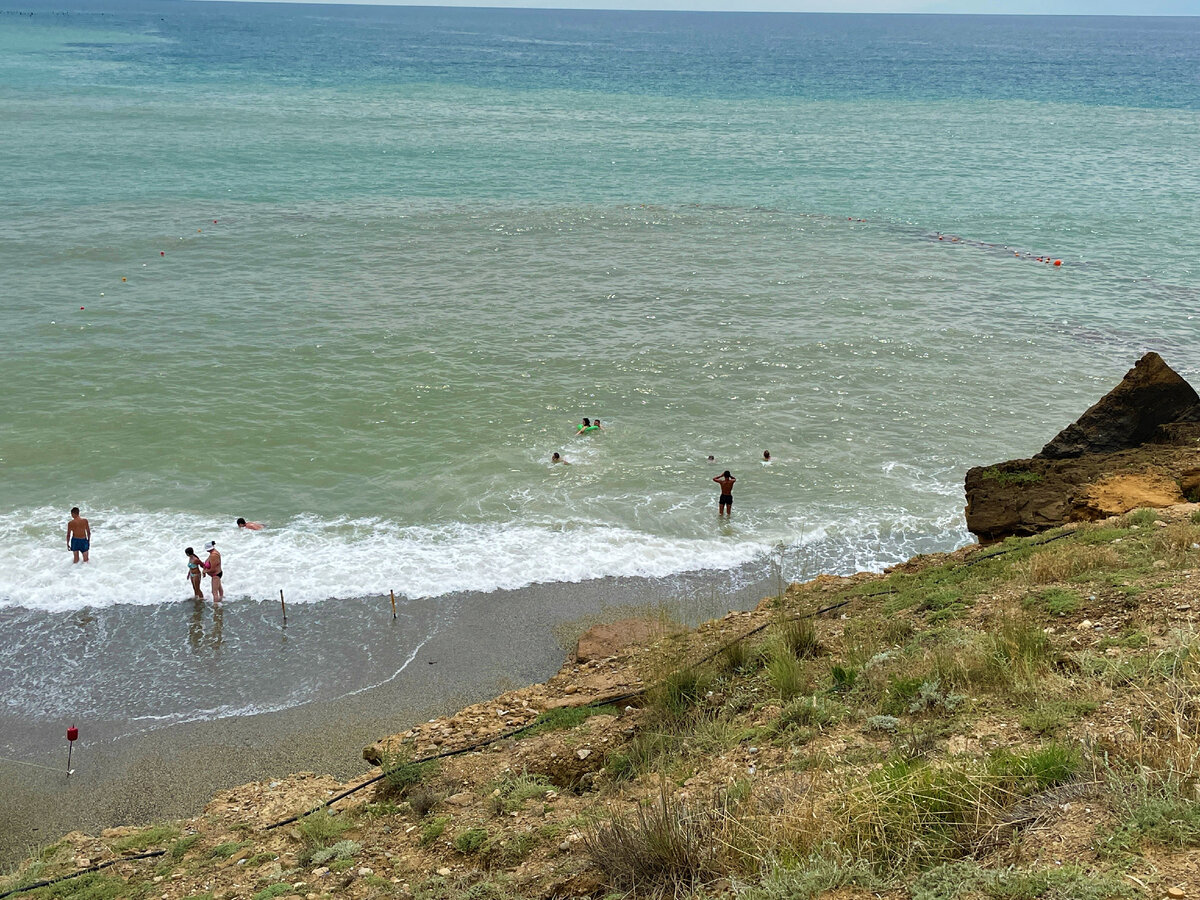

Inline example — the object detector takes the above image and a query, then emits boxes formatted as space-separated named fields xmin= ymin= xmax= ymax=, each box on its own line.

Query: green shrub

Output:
xmin=881 ymin=675 xmax=924 ymax=715
xmin=251 ymin=884 xmax=293 ymax=900
xmin=209 ymin=842 xmax=246 ymax=859
xmin=651 ymin=667 xmax=712 ymax=720
xmin=1122 ymin=508 xmax=1159 ymax=527
xmin=380 ymin=746 xmax=439 ymax=799
xmin=908 ymin=679 xmax=966 ymax=715
xmin=865 ymin=715 xmax=900 ymax=733
xmin=1024 ymin=587 xmax=1081 ymax=615
xmin=736 ymin=852 xmax=881 ymax=900
xmin=168 ymin=834 xmax=200 ymax=859
xmin=309 ymin=840 xmax=361 ymax=866
xmin=488 ymin=772 xmax=554 ymax=815
xmin=1019 ymin=700 xmax=1097 ymax=736
xmin=1103 ymin=797 xmax=1200 ymax=853
xmin=775 ymin=617 xmax=821 ymax=659
xmin=21 ymin=872 xmax=128 ymax=900
xmin=453 ymin=827 xmax=490 ymax=855
xmin=910 ymin=860 xmax=1134 ymax=900
xmin=830 ymin=665 xmax=858 ymax=692
xmin=979 ymin=467 xmax=1042 ymax=486
xmin=777 ymin=695 xmax=838 ymax=730
xmin=108 ymin=824 xmax=179 ymax=852
xmin=717 ymin=639 xmax=762 ymax=675
xmin=296 ymin=808 xmax=352 ymax=864
xmin=420 ymin=816 xmax=450 ymax=847
xmin=987 ymin=744 xmax=1081 ymax=791
xmin=520 ymin=704 xmax=622 ymax=738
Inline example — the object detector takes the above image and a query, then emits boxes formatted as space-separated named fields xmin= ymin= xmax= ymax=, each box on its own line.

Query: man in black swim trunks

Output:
xmin=67 ymin=506 xmax=90 ymax=563
xmin=713 ymin=471 xmax=735 ymax=518
xmin=204 ymin=540 xmax=224 ymax=603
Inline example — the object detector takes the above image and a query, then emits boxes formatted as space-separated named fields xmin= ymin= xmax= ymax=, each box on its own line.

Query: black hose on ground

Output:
xmin=0 ymin=850 xmax=165 ymax=900
xmin=265 ymin=597 xmax=852 ymax=831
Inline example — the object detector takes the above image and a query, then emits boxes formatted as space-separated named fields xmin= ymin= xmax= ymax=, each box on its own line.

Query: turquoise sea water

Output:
xmin=1 ymin=5 xmax=1199 ymax=730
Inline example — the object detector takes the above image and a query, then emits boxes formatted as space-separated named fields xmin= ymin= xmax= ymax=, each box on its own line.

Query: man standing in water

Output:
xmin=67 ymin=507 xmax=90 ymax=563
xmin=204 ymin=540 xmax=224 ymax=603
xmin=713 ymin=471 xmax=736 ymax=517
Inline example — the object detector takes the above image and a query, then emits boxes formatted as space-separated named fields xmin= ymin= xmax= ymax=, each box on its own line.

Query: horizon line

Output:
xmin=187 ymin=0 xmax=1199 ymax=15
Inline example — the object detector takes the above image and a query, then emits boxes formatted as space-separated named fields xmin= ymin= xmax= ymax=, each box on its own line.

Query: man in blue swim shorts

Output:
xmin=67 ymin=506 xmax=91 ymax=563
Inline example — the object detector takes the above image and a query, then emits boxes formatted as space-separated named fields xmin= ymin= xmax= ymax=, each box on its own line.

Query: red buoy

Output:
xmin=67 ymin=726 xmax=78 ymax=742
xmin=1053 ymin=259 xmax=1062 ymax=266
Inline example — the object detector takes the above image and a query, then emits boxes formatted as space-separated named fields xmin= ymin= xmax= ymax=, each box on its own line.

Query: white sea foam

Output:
xmin=0 ymin=507 xmax=777 ymax=612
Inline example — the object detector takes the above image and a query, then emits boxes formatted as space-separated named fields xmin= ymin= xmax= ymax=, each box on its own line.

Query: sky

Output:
xmin=243 ymin=0 xmax=1200 ymax=14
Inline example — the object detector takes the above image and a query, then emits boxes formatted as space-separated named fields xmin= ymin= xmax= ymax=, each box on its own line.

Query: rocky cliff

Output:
xmin=965 ymin=353 xmax=1200 ymax=541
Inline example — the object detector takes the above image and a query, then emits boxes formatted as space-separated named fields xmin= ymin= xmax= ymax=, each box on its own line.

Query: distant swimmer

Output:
xmin=204 ymin=540 xmax=224 ymax=603
xmin=713 ymin=471 xmax=736 ymax=518
xmin=236 ymin=517 xmax=264 ymax=531
xmin=185 ymin=546 xmax=206 ymax=599
xmin=67 ymin=507 xmax=90 ymax=563
xmin=707 ymin=455 xmax=715 ymax=463
xmin=551 ymin=452 xmax=569 ymax=464
xmin=762 ymin=450 xmax=771 ymax=462
xmin=592 ymin=418 xmax=604 ymax=430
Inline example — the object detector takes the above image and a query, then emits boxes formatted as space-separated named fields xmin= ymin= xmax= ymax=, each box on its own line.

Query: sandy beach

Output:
xmin=0 ymin=567 xmax=774 ymax=864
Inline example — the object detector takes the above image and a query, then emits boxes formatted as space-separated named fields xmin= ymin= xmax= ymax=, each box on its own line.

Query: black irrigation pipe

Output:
xmin=0 ymin=596 xmax=860 ymax=899
xmin=0 ymin=850 xmax=165 ymax=900
xmin=264 ymin=598 xmax=853 ymax=832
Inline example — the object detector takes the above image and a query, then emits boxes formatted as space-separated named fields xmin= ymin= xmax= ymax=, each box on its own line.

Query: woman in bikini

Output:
xmin=185 ymin=547 xmax=206 ymax=599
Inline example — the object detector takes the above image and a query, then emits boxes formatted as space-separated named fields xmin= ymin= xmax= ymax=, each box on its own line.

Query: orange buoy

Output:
xmin=121 ymin=277 xmax=126 ymax=282
xmin=1053 ymin=259 xmax=1062 ymax=266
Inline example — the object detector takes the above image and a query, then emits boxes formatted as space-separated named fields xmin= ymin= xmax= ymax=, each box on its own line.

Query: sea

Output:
xmin=1 ymin=4 xmax=1198 ymax=747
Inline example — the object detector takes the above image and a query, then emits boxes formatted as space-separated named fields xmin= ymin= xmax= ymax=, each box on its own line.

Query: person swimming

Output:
xmin=236 ymin=517 xmax=263 ymax=530
xmin=762 ymin=450 xmax=771 ymax=462
xmin=552 ymin=452 xmax=569 ymax=464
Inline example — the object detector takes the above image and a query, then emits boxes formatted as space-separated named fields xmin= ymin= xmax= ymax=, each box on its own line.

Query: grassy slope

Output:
xmin=8 ymin=504 xmax=1200 ymax=900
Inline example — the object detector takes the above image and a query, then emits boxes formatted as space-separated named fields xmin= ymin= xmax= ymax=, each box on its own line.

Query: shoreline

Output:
xmin=0 ymin=564 xmax=777 ymax=864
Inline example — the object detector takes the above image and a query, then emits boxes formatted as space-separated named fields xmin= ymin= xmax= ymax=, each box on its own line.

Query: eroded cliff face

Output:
xmin=965 ymin=353 xmax=1200 ymax=541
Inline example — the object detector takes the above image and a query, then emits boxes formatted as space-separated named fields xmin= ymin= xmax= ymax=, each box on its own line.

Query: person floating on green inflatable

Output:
xmin=576 ymin=417 xmax=600 ymax=434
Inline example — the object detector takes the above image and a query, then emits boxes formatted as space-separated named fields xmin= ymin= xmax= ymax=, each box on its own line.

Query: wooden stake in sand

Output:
xmin=390 ymin=589 xmax=397 ymax=620
xmin=280 ymin=589 xmax=287 ymax=624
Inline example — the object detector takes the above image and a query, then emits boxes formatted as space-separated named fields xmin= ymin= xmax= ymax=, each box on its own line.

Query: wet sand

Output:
xmin=0 ymin=566 xmax=775 ymax=864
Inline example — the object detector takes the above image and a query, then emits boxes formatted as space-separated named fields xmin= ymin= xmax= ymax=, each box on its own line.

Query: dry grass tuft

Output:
xmin=1020 ymin=543 xmax=1121 ymax=584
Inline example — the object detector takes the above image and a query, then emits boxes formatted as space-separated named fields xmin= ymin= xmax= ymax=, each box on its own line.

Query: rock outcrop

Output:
xmin=1036 ymin=352 xmax=1200 ymax=459
xmin=965 ymin=353 xmax=1200 ymax=541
